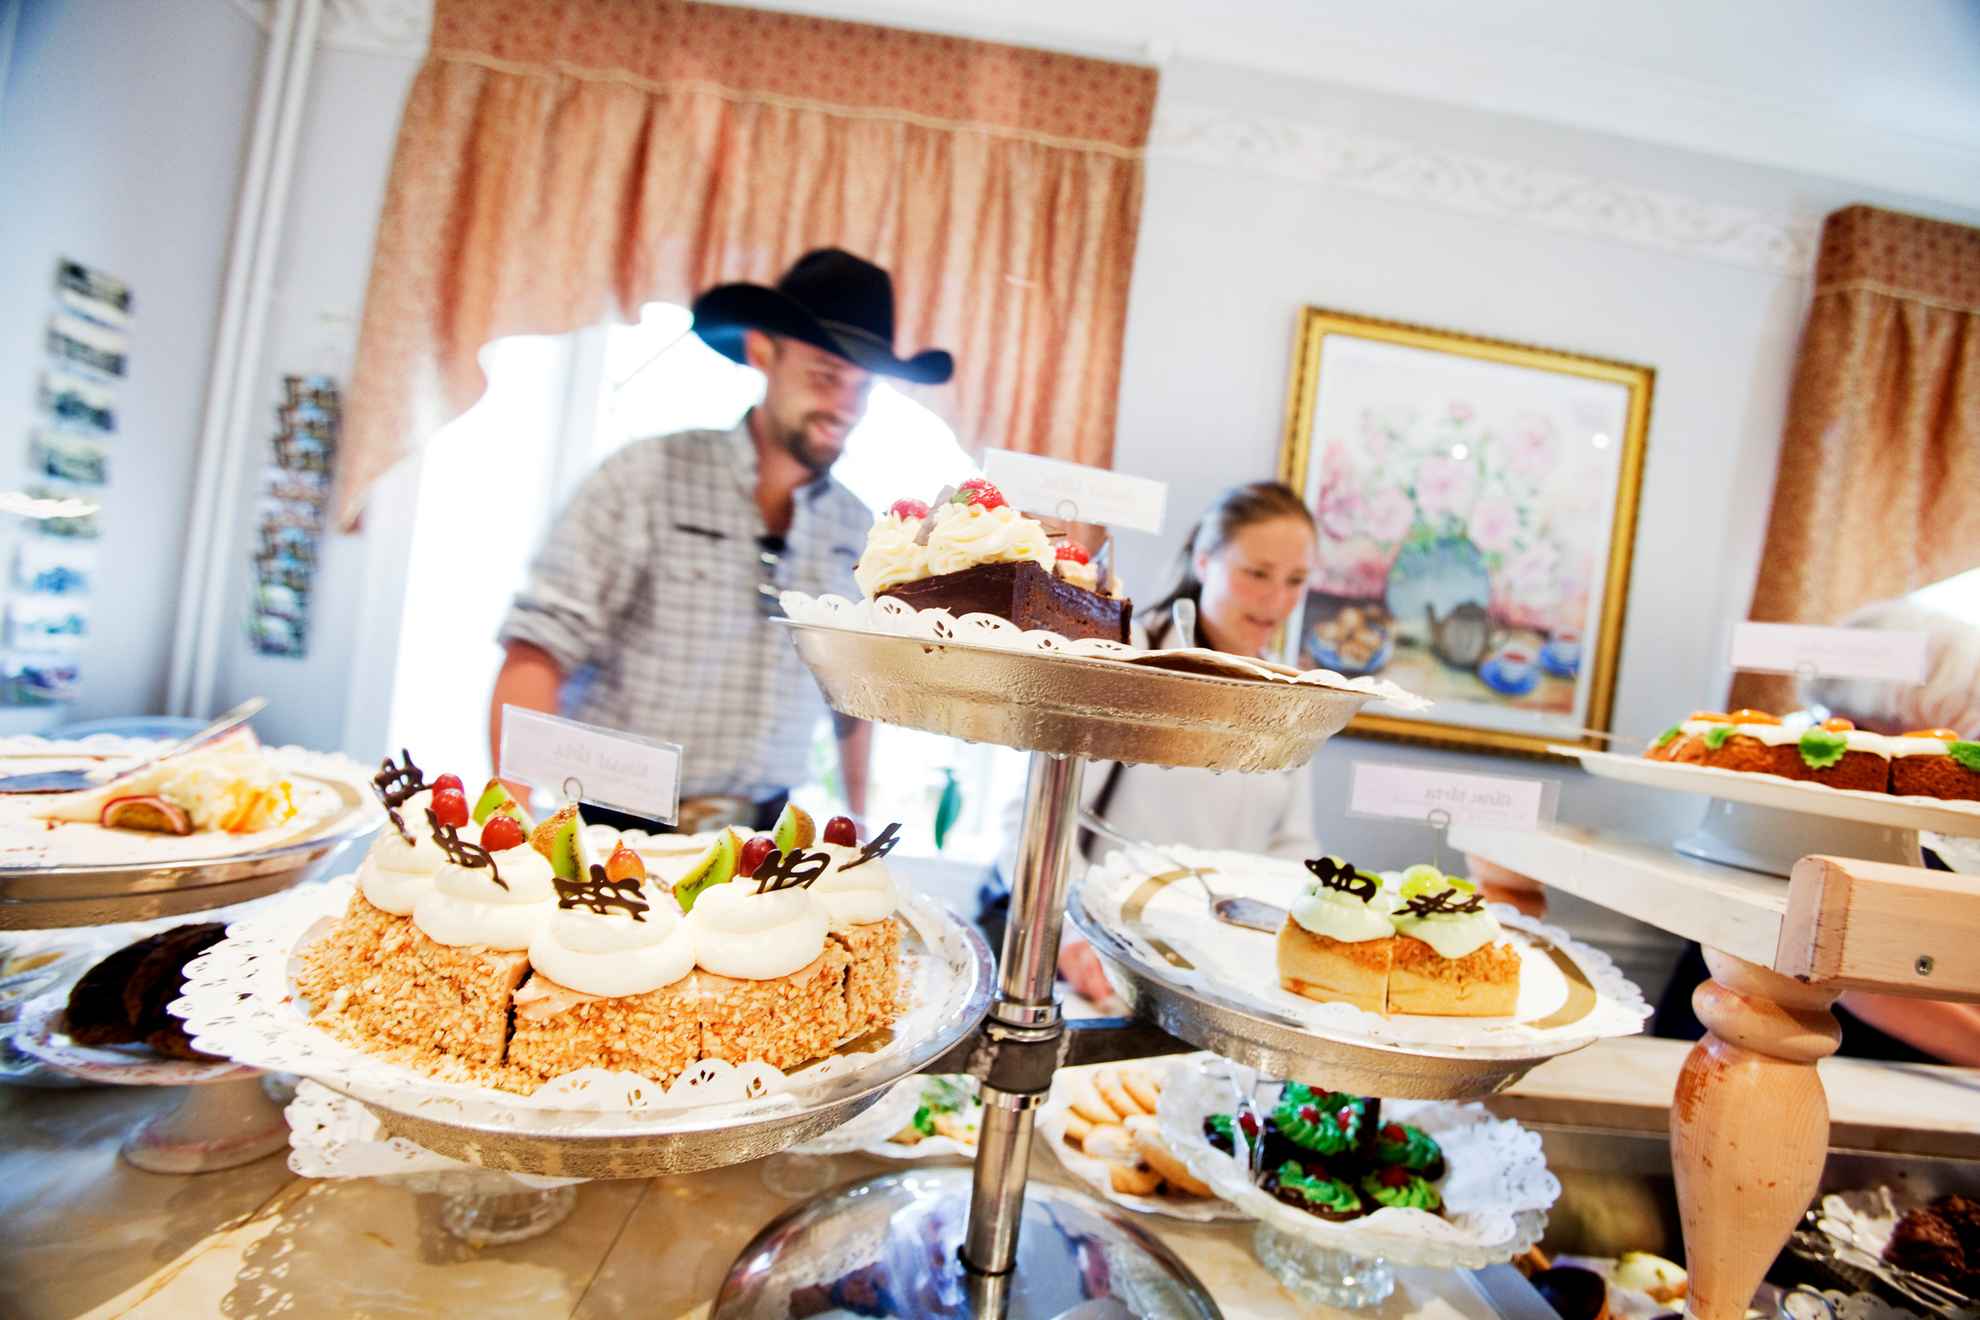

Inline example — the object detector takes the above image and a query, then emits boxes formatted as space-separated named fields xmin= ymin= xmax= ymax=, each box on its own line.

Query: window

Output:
xmin=387 ymin=307 xmax=1020 ymax=863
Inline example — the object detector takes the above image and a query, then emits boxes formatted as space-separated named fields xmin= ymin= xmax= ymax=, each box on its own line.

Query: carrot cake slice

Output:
xmin=1699 ymin=710 xmax=1805 ymax=778
xmin=1792 ymin=716 xmax=1892 ymax=792
xmin=511 ymin=837 xmax=701 ymax=1086
xmin=1386 ymin=867 xmax=1521 ymax=1018
xmin=1888 ymin=729 xmax=1980 ymax=801
xmin=1275 ymin=857 xmax=1396 ymax=1013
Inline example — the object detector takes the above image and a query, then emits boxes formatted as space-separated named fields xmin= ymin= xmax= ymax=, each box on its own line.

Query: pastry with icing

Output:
xmin=1263 ymin=1161 xmax=1368 ymax=1221
xmin=1275 ymin=857 xmax=1397 ymax=1012
xmin=1273 ymin=1083 xmax=1380 ymax=1159
xmin=1373 ymin=1121 xmax=1446 ymax=1180
xmin=809 ymin=812 xmax=906 ymax=1037
xmin=853 ymin=480 xmax=1131 ymax=642
xmin=1886 ymin=728 xmax=1980 ymax=801
xmin=1387 ymin=866 xmax=1522 ymax=1018
xmin=1361 ymin=1164 xmax=1444 ymax=1214
xmin=1205 ymin=1082 xmax=1453 ymax=1225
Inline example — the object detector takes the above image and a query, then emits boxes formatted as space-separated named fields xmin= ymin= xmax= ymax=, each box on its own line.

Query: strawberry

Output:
xmin=1055 ymin=542 xmax=1090 ymax=564
xmin=480 ymin=814 xmax=527 ymax=852
xmin=888 ymin=498 xmax=930 ymax=520
xmin=954 ymin=478 xmax=1006 ymax=511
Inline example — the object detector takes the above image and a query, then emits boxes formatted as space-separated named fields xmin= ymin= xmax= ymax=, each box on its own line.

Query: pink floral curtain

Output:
xmin=336 ymin=0 xmax=1158 ymax=528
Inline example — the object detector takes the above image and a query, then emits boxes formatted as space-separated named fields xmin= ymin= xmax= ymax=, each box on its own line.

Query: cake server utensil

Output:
xmin=0 ymin=697 xmax=268 ymax=794
xmin=1077 ymin=808 xmax=1284 ymax=934
xmin=1169 ymin=597 xmax=1198 ymax=650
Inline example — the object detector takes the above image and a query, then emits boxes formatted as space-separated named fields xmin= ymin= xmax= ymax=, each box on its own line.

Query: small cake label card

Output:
xmin=1729 ymin=622 xmax=1930 ymax=685
xmin=1347 ymin=761 xmax=1557 ymax=831
xmin=499 ymin=705 xmax=682 ymax=825
xmin=978 ymin=448 xmax=1167 ymax=534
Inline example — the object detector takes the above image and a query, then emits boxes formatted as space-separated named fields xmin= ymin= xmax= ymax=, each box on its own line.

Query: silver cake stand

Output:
xmin=713 ymin=622 xmax=1385 ymax=1319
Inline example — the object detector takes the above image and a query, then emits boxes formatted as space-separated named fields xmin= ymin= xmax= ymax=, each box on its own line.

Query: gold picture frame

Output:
xmin=1277 ymin=307 xmax=1653 ymax=756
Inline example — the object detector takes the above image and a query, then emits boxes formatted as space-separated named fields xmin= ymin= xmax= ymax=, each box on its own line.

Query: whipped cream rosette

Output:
xmin=411 ymin=818 xmax=557 ymax=951
xmin=528 ymin=886 xmax=695 ymax=998
xmin=356 ymin=789 xmax=447 ymax=914
xmin=813 ymin=839 xmax=901 ymax=928
xmin=921 ymin=501 xmax=1054 ymax=577
xmin=690 ymin=884 xmax=832 ymax=980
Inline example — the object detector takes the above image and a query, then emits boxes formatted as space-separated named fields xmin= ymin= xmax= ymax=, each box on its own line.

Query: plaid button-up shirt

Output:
xmin=497 ymin=419 xmax=869 ymax=799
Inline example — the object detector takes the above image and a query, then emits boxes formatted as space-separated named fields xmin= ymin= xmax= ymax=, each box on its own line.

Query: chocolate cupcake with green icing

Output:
xmin=1362 ymin=1164 xmax=1443 ymax=1214
xmin=1264 ymin=1160 xmax=1368 ymax=1222
xmin=1205 ymin=1110 xmax=1301 ymax=1168
xmin=1273 ymin=1083 xmax=1378 ymax=1159
xmin=1373 ymin=1121 xmax=1446 ymax=1181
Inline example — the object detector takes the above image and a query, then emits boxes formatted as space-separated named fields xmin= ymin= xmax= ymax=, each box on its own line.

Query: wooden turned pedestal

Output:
xmin=1673 ymin=949 xmax=1841 ymax=1320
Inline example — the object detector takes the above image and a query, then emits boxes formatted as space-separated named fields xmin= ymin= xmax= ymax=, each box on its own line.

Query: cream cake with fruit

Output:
xmin=298 ymin=756 xmax=913 ymax=1092
xmin=1274 ymin=860 xmax=1521 ymax=1017
xmin=853 ymin=478 xmax=1131 ymax=642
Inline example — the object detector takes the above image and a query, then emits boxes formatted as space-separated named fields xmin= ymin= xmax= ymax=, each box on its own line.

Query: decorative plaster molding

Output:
xmin=1150 ymin=99 xmax=1820 ymax=277
xmin=224 ymin=0 xmax=432 ymax=58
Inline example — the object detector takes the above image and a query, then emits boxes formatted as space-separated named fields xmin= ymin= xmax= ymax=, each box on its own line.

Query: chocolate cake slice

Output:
xmin=880 ymin=560 xmax=1129 ymax=643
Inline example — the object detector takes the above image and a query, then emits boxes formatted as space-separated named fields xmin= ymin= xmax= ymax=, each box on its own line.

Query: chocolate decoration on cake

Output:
xmin=879 ymin=561 xmax=1130 ymax=643
xmin=1305 ymin=856 xmax=1377 ymax=901
xmin=839 ymin=821 xmax=902 ymax=873
xmin=1402 ymin=888 xmax=1486 ymax=917
xmin=752 ymin=847 xmax=832 ymax=894
xmin=555 ymin=864 xmax=650 ymax=920
xmin=372 ymin=750 xmax=427 ymax=844
xmin=428 ymin=807 xmax=506 ymax=890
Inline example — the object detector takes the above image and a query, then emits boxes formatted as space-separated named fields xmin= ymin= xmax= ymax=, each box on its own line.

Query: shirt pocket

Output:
xmin=656 ymin=522 xmax=757 ymax=588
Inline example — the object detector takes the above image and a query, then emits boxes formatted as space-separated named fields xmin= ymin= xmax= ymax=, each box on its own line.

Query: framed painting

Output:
xmin=1278 ymin=307 xmax=1653 ymax=756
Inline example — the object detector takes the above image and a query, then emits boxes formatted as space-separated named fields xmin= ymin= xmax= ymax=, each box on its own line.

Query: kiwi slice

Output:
xmin=472 ymin=778 xmax=532 ymax=828
xmin=771 ymin=802 xmax=815 ymax=854
xmin=674 ymin=830 xmax=739 ymax=914
xmin=529 ymin=804 xmax=583 ymax=880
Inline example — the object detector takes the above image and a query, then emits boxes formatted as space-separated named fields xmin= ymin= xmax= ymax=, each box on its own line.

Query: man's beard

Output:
xmin=777 ymin=412 xmax=848 ymax=476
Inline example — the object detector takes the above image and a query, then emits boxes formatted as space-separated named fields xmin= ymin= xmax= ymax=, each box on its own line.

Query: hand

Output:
xmin=1465 ymin=854 xmax=1547 ymax=918
xmin=1056 ymin=939 xmax=1115 ymax=1004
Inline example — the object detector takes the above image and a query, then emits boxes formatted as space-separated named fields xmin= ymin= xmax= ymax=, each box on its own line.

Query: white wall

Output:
xmin=0 ymin=0 xmax=259 ymax=723
xmin=206 ymin=40 xmax=420 ymax=752
xmin=1110 ymin=58 xmax=1980 ymax=872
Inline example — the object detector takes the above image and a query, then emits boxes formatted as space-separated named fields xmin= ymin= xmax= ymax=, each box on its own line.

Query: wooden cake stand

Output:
xmin=1452 ymin=818 xmax=1980 ymax=1320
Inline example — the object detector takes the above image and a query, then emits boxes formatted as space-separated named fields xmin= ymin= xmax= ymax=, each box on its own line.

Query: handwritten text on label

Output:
xmin=978 ymin=449 xmax=1167 ymax=534
xmin=500 ymin=706 xmax=682 ymax=825
xmin=1729 ymin=622 xmax=1929 ymax=684
xmin=1347 ymin=762 xmax=1550 ymax=831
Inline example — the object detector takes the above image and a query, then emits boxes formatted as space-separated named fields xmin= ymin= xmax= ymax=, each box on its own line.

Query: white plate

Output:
xmin=1559 ymin=747 xmax=1980 ymax=838
xmin=1037 ymin=1057 xmax=1247 ymax=1223
xmin=1156 ymin=1054 xmax=1557 ymax=1267
xmin=0 ymin=737 xmax=380 ymax=872
xmin=1082 ymin=847 xmax=1650 ymax=1060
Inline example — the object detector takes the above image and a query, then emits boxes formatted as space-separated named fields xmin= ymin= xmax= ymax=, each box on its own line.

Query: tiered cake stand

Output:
xmin=711 ymin=622 xmax=1418 ymax=1318
xmin=1454 ymin=751 xmax=1980 ymax=1320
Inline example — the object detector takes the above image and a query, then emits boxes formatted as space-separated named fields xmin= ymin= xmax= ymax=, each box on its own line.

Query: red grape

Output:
xmin=823 ymin=815 xmax=857 ymax=847
xmin=738 ymin=834 xmax=776 ymax=878
xmin=480 ymin=814 xmax=526 ymax=852
xmin=431 ymin=788 xmax=470 ymax=829
xmin=431 ymin=773 xmax=464 ymax=796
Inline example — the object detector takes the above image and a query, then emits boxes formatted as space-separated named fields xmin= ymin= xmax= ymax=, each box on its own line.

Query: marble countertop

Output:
xmin=0 ymin=1081 xmax=1526 ymax=1320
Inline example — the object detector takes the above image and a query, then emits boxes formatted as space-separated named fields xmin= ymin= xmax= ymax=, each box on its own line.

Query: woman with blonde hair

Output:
xmin=984 ymin=482 xmax=1326 ymax=1000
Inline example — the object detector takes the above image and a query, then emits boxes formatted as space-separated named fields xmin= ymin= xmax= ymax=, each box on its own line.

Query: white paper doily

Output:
xmin=1156 ymin=1054 xmax=1556 ymax=1267
xmin=1037 ymin=1058 xmax=1247 ymax=1223
xmin=789 ymin=1074 xmax=981 ymax=1160
xmin=1085 ymin=846 xmax=1651 ymax=1055
xmin=285 ymin=1079 xmax=582 ymax=1191
xmin=14 ymin=991 xmax=254 ymax=1086
xmin=173 ymin=878 xmax=980 ymax=1138
xmin=779 ymin=591 xmax=1430 ymax=710
xmin=0 ymin=736 xmax=381 ymax=871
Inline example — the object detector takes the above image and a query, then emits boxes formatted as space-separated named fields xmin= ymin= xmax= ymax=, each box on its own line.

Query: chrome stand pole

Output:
xmin=961 ymin=750 xmax=1086 ymax=1276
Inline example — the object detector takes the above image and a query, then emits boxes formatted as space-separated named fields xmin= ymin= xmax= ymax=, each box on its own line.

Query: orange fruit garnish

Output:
xmin=1901 ymin=728 xmax=1961 ymax=741
xmin=1726 ymin=709 xmax=1779 ymax=725
xmin=1820 ymin=717 xmax=1855 ymax=732
xmin=1688 ymin=710 xmax=1732 ymax=723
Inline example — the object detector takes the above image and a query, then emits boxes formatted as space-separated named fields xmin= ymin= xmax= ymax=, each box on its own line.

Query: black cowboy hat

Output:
xmin=690 ymin=248 xmax=953 ymax=385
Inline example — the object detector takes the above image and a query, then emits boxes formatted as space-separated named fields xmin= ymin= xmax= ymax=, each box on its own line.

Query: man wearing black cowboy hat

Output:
xmin=491 ymin=249 xmax=953 ymax=834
